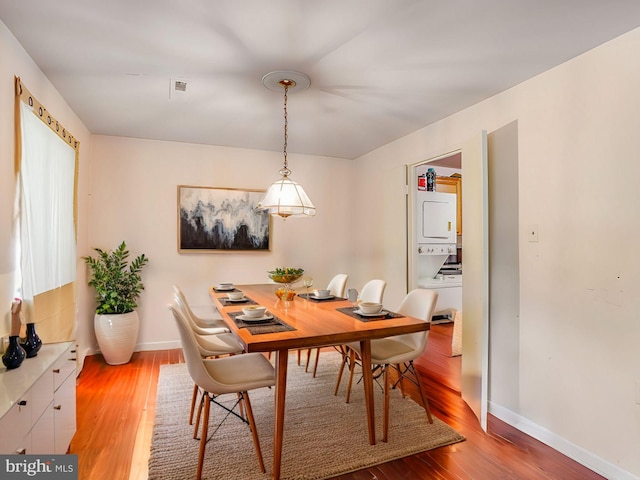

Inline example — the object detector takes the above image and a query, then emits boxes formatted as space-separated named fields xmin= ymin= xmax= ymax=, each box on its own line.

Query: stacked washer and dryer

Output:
xmin=415 ymin=190 xmax=462 ymax=322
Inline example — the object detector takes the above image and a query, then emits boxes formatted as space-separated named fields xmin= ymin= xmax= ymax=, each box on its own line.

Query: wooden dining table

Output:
xmin=209 ymin=283 xmax=429 ymax=480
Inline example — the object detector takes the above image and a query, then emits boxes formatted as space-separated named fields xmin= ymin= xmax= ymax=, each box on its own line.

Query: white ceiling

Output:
xmin=2 ymin=0 xmax=640 ymax=159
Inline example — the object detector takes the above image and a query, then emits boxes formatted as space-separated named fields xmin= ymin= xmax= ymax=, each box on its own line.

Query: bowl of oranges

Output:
xmin=274 ymin=287 xmax=297 ymax=301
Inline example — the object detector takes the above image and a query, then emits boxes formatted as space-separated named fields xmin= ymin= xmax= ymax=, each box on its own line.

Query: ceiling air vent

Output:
xmin=169 ymin=78 xmax=188 ymax=100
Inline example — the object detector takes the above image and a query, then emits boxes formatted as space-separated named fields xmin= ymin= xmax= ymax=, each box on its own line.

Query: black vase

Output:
xmin=2 ymin=336 xmax=26 ymax=369
xmin=21 ymin=323 xmax=42 ymax=358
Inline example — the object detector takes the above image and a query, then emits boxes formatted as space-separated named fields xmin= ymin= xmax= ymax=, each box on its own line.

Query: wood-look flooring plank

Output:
xmin=70 ymin=328 xmax=604 ymax=480
xmin=71 ymin=350 xmax=182 ymax=480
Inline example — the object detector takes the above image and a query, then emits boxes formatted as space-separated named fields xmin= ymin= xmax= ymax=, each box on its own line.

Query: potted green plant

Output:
xmin=83 ymin=241 xmax=149 ymax=365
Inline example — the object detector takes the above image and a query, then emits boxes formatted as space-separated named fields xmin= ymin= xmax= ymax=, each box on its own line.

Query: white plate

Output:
xmin=216 ymin=285 xmax=235 ymax=291
xmin=237 ymin=314 xmax=274 ymax=322
xmin=310 ymin=294 xmax=335 ymax=300
xmin=354 ymin=309 xmax=387 ymax=317
xmin=226 ymin=297 xmax=248 ymax=302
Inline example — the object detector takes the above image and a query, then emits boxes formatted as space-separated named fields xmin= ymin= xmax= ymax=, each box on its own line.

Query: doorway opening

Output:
xmin=408 ymin=151 xmax=463 ymax=393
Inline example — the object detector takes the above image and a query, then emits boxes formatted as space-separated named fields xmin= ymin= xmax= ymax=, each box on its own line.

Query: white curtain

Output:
xmin=18 ymin=101 xmax=76 ymax=309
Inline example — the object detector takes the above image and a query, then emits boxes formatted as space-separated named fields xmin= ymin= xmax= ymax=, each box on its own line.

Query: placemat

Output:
xmin=299 ymin=293 xmax=346 ymax=303
xmin=336 ymin=306 xmax=405 ymax=322
xmin=217 ymin=296 xmax=258 ymax=306
xmin=227 ymin=311 xmax=296 ymax=334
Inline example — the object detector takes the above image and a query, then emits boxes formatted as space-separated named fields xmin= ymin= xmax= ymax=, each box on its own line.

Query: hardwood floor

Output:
xmin=69 ymin=324 xmax=605 ymax=480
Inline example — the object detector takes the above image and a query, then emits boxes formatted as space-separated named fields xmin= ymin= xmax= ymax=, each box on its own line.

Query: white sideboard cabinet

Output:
xmin=0 ymin=342 xmax=76 ymax=454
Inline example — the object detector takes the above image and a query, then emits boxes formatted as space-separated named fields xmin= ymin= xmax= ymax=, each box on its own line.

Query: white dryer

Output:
xmin=415 ymin=190 xmax=460 ymax=321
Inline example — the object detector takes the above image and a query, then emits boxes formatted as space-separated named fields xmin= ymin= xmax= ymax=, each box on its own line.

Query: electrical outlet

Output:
xmin=528 ymin=225 xmax=539 ymax=242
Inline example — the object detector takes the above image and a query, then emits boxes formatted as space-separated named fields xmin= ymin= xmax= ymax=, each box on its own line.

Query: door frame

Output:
xmin=406 ymin=132 xmax=489 ymax=430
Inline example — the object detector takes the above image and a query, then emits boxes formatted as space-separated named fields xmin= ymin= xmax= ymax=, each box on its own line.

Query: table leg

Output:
xmin=360 ymin=339 xmax=376 ymax=445
xmin=273 ymin=348 xmax=288 ymax=480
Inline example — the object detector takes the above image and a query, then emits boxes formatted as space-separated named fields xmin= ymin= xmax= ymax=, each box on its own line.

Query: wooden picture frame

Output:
xmin=178 ymin=186 xmax=271 ymax=252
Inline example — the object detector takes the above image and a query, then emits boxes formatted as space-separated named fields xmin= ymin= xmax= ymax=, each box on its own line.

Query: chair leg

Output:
xmin=196 ymin=392 xmax=211 ymax=480
xmin=334 ymin=346 xmax=347 ymax=396
xmin=304 ymin=349 xmax=311 ymax=372
xmin=396 ymin=363 xmax=405 ymax=397
xmin=345 ymin=349 xmax=357 ymax=404
xmin=189 ymin=383 xmax=199 ymax=425
xmin=237 ymin=392 xmax=245 ymax=419
xmin=243 ymin=391 xmax=266 ymax=473
xmin=193 ymin=392 xmax=206 ymax=439
xmin=312 ymin=347 xmax=320 ymax=377
xmin=412 ymin=363 xmax=433 ymax=424
xmin=297 ymin=349 xmax=302 ymax=366
xmin=383 ymin=365 xmax=391 ymax=443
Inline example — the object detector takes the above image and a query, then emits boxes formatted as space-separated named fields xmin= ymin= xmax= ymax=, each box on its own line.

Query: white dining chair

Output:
xmin=168 ymin=304 xmax=275 ymax=480
xmin=173 ymin=285 xmax=229 ymax=333
xmin=304 ymin=274 xmax=349 ymax=376
xmin=358 ymin=279 xmax=386 ymax=303
xmin=334 ymin=279 xmax=387 ymax=393
xmin=326 ymin=273 xmax=349 ymax=297
xmin=173 ymin=291 xmax=244 ymax=427
xmin=344 ymin=288 xmax=438 ymax=442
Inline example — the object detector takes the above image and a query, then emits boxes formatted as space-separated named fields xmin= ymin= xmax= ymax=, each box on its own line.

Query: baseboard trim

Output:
xmin=489 ymin=402 xmax=638 ymax=480
xmin=134 ymin=340 xmax=182 ymax=352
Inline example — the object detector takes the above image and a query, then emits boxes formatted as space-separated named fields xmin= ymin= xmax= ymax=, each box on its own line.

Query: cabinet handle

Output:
xmin=71 ymin=349 xmax=76 ymax=353
xmin=68 ymin=358 xmax=76 ymax=362
xmin=16 ymin=448 xmax=26 ymax=455
xmin=54 ymin=405 xmax=62 ymax=410
xmin=53 ymin=368 xmax=61 ymax=374
xmin=18 ymin=400 xmax=27 ymax=406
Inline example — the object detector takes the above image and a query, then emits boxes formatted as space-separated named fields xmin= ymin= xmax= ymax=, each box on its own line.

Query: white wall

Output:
xmin=351 ymin=27 xmax=640 ymax=479
xmin=86 ymin=136 xmax=354 ymax=353
xmin=0 ymin=21 xmax=91 ymax=342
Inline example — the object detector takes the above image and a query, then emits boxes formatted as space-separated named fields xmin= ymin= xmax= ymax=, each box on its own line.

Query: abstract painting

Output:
xmin=178 ymin=186 xmax=270 ymax=252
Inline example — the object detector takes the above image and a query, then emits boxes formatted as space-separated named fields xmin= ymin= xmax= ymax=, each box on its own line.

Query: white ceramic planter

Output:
xmin=94 ymin=311 xmax=139 ymax=365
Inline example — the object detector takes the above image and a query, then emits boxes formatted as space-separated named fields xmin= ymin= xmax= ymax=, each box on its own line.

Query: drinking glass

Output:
xmin=302 ymin=276 xmax=314 ymax=294
xmin=347 ymin=288 xmax=359 ymax=310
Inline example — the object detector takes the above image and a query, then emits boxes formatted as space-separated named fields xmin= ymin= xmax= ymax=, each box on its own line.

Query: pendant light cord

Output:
xmin=280 ymin=81 xmax=292 ymax=177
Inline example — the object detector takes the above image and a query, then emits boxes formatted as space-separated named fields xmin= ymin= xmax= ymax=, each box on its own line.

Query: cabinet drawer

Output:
xmin=0 ymin=394 xmax=32 ymax=453
xmin=30 ymin=400 xmax=55 ymax=454
xmin=31 ymin=371 xmax=54 ymax=426
xmin=53 ymin=345 xmax=77 ymax=391
xmin=54 ymin=372 xmax=76 ymax=454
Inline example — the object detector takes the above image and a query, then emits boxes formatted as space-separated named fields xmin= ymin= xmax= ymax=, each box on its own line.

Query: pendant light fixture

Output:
xmin=258 ymin=71 xmax=316 ymax=219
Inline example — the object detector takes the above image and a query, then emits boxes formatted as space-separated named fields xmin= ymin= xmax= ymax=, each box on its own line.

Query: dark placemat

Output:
xmin=218 ymin=296 xmax=258 ymax=306
xmin=299 ymin=293 xmax=346 ymax=303
xmin=336 ymin=306 xmax=404 ymax=322
xmin=228 ymin=311 xmax=296 ymax=334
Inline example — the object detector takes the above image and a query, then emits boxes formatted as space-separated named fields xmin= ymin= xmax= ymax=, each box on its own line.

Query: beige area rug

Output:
xmin=148 ymin=351 xmax=465 ymax=480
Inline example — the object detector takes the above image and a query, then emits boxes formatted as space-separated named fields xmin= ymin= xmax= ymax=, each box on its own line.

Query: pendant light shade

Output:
xmin=258 ymin=71 xmax=316 ymax=220
xmin=260 ymin=176 xmax=316 ymax=218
